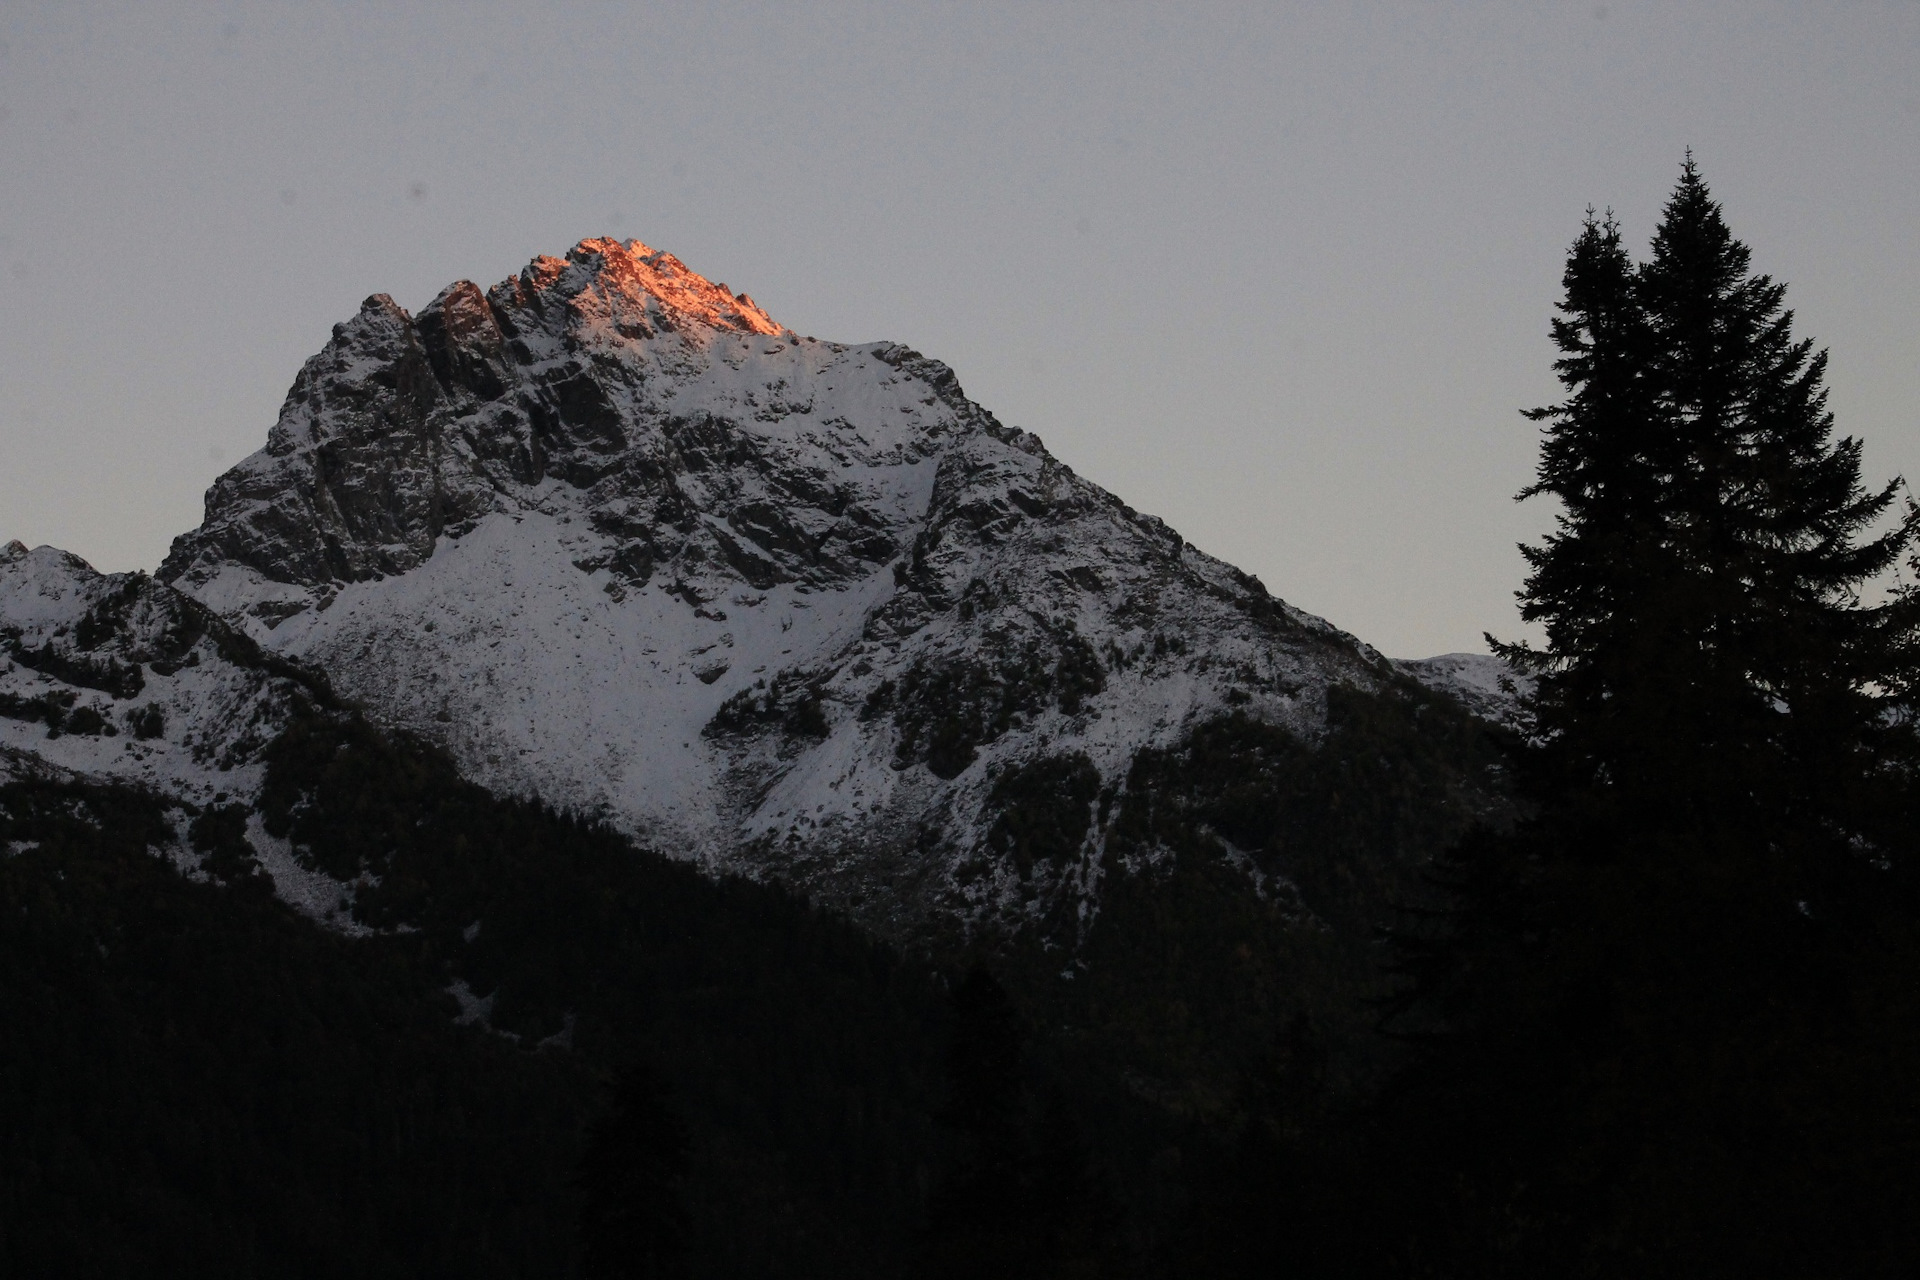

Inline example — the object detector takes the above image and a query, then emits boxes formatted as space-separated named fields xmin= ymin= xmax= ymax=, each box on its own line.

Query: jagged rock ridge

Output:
xmin=2 ymin=540 xmax=306 ymax=796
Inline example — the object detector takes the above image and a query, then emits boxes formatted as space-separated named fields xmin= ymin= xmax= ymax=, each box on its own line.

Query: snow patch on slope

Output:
xmin=245 ymin=810 xmax=371 ymax=936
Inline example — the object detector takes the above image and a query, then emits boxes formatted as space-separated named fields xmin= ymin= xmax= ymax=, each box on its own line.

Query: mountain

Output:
xmin=2 ymin=237 xmax=1521 ymax=1273
xmin=149 ymin=235 xmax=1481 ymax=941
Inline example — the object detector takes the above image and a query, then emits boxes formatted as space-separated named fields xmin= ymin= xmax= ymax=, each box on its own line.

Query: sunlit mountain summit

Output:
xmin=9 ymin=236 xmax=1508 ymax=941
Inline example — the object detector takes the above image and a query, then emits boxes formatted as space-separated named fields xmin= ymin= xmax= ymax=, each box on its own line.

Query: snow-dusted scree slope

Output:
xmin=1 ymin=540 xmax=305 ymax=801
xmin=154 ymin=237 xmax=1460 ymax=931
xmin=1395 ymin=653 xmax=1527 ymax=728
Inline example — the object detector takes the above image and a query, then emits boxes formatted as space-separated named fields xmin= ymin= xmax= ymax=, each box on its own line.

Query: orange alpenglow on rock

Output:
xmin=497 ymin=237 xmax=785 ymax=338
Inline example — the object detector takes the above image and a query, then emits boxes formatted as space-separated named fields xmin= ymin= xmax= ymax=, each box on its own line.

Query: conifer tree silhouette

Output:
xmin=1373 ymin=157 xmax=1920 ymax=1278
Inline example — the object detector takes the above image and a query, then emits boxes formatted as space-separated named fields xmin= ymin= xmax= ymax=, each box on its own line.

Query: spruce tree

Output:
xmin=1375 ymin=159 xmax=1920 ymax=1278
xmin=577 ymin=1061 xmax=692 ymax=1279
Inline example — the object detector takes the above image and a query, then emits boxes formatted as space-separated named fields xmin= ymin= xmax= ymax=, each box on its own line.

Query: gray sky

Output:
xmin=3 ymin=2 xmax=1916 ymax=658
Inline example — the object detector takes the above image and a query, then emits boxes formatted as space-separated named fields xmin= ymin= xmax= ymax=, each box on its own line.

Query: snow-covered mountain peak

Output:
xmin=142 ymin=235 xmax=1465 ymax=935
xmin=159 ymin=234 xmax=958 ymax=601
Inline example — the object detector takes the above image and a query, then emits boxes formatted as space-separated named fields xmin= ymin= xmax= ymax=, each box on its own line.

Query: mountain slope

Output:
xmin=158 ymin=236 xmax=1396 ymax=936
xmin=1 ymin=539 xmax=318 ymax=801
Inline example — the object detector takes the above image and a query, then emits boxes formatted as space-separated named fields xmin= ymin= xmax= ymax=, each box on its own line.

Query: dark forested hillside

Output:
xmin=0 ymin=661 xmax=1507 ymax=1278
xmin=1 ymin=709 xmax=950 ymax=1278
xmin=1 ymin=777 xmax=594 ymax=1278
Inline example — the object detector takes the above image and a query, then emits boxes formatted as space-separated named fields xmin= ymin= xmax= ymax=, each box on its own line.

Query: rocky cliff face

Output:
xmin=143 ymin=237 xmax=1460 ymax=937
xmin=163 ymin=243 xmax=785 ymax=592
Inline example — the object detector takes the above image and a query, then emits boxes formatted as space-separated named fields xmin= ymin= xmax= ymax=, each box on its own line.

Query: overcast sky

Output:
xmin=2 ymin=2 xmax=1916 ymax=657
